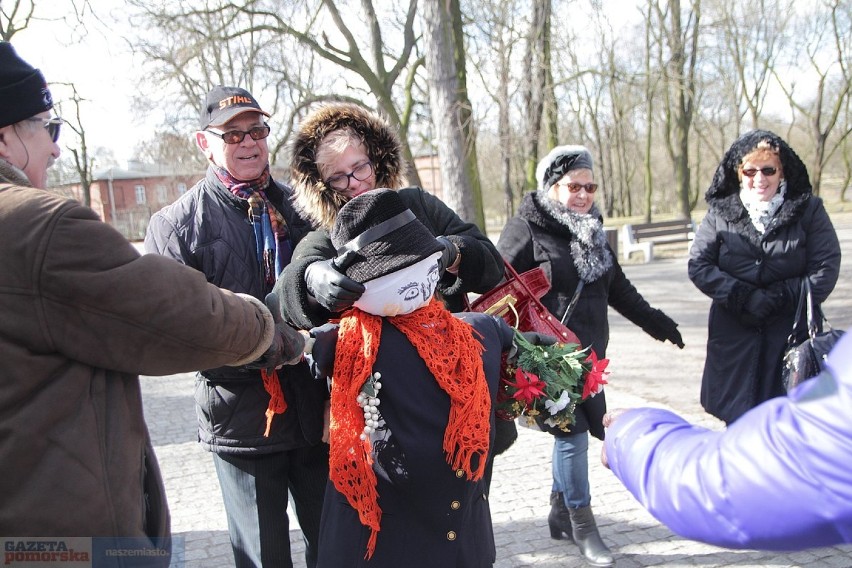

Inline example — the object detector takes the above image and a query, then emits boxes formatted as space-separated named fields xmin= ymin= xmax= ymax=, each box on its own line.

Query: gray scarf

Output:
xmin=537 ymin=193 xmax=613 ymax=282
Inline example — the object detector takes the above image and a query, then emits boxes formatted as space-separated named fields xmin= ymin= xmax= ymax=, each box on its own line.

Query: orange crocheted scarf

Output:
xmin=330 ymin=298 xmax=491 ymax=558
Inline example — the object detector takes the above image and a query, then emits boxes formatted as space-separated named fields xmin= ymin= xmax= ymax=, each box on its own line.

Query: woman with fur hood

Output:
xmin=496 ymin=145 xmax=684 ymax=568
xmin=272 ymin=102 xmax=503 ymax=330
xmin=688 ymin=130 xmax=841 ymax=425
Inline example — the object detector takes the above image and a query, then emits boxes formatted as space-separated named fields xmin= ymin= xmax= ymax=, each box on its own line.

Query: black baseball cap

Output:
xmin=200 ymin=85 xmax=270 ymax=130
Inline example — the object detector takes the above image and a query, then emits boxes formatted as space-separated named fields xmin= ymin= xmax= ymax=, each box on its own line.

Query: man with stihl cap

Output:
xmin=0 ymin=45 xmax=307 ymax=565
xmin=146 ymin=86 xmax=327 ymax=568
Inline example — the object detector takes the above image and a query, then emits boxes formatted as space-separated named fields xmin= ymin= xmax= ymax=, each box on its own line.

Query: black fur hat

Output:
xmin=330 ymin=189 xmax=442 ymax=284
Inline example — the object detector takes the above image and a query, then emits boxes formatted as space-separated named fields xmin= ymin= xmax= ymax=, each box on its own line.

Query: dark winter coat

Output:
xmin=308 ymin=312 xmax=514 ymax=568
xmin=145 ymin=167 xmax=327 ymax=453
xmin=497 ymin=192 xmax=681 ymax=439
xmin=1 ymin=168 xmax=277 ymax=548
xmin=281 ymin=102 xmax=503 ymax=329
xmin=279 ymin=186 xmax=504 ymax=329
xmin=688 ymin=130 xmax=841 ymax=424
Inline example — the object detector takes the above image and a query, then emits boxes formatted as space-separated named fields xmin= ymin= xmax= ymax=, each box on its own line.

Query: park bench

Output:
xmin=621 ymin=218 xmax=696 ymax=263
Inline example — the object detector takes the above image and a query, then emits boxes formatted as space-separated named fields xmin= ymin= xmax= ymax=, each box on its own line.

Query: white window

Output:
xmin=135 ymin=185 xmax=147 ymax=204
xmin=177 ymin=183 xmax=187 ymax=195
xmin=156 ymin=184 xmax=168 ymax=202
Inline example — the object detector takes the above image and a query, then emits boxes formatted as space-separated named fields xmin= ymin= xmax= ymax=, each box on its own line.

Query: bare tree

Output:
xmin=521 ymin=1 xmax=550 ymax=192
xmin=774 ymin=0 xmax=852 ymax=196
xmin=53 ymin=83 xmax=95 ymax=206
xmin=420 ymin=0 xmax=484 ymax=226
xmin=650 ymin=0 xmax=702 ymax=220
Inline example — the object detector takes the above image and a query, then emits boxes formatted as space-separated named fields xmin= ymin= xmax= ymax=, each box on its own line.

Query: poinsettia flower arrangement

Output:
xmin=496 ymin=330 xmax=610 ymax=432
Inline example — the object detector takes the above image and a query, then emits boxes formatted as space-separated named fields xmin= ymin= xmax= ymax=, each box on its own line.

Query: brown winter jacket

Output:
xmin=0 ymin=173 xmax=276 ymax=543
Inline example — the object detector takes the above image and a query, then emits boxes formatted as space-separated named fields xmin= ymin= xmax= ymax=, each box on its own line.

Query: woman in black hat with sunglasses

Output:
xmin=688 ymin=130 xmax=840 ymax=426
xmin=496 ymin=144 xmax=684 ymax=567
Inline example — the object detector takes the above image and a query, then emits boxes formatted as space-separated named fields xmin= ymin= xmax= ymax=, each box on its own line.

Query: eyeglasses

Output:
xmin=325 ymin=161 xmax=374 ymax=191
xmin=26 ymin=116 xmax=64 ymax=143
xmin=205 ymin=124 xmax=271 ymax=144
xmin=557 ymin=182 xmax=599 ymax=193
xmin=742 ymin=166 xmax=778 ymax=178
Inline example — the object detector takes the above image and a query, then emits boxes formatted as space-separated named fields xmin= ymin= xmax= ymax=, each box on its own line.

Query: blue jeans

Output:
xmin=551 ymin=432 xmax=590 ymax=508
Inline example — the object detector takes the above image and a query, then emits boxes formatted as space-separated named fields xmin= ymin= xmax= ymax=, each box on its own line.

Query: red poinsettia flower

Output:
xmin=509 ymin=367 xmax=547 ymax=405
xmin=582 ymin=350 xmax=610 ymax=400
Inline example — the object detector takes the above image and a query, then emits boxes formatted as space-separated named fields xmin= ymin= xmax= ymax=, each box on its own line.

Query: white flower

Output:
xmin=544 ymin=390 xmax=571 ymax=415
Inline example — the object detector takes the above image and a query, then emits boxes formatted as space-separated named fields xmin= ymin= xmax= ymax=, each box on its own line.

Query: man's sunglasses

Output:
xmin=557 ymin=182 xmax=599 ymax=193
xmin=27 ymin=116 xmax=63 ymax=143
xmin=205 ymin=124 xmax=271 ymax=145
xmin=742 ymin=167 xmax=778 ymax=178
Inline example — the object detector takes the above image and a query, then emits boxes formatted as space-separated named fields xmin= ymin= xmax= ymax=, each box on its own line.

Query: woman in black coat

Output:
xmin=497 ymin=145 xmax=684 ymax=567
xmin=688 ymin=130 xmax=841 ymax=425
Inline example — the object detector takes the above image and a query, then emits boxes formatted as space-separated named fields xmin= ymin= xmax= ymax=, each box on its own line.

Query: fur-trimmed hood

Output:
xmin=704 ymin=129 xmax=812 ymax=242
xmin=289 ymin=102 xmax=407 ymax=230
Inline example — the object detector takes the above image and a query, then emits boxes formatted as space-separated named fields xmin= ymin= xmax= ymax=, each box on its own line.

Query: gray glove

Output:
xmin=304 ymin=256 xmax=366 ymax=313
xmin=243 ymin=322 xmax=306 ymax=369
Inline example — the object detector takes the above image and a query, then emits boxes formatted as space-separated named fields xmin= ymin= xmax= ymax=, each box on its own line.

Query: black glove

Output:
xmin=243 ymin=322 xmax=306 ymax=369
xmin=436 ymin=236 xmax=460 ymax=275
xmin=304 ymin=256 xmax=366 ymax=313
xmin=643 ymin=309 xmax=685 ymax=349
xmin=743 ymin=289 xmax=775 ymax=320
xmin=520 ymin=331 xmax=558 ymax=346
xmin=767 ymin=281 xmax=794 ymax=312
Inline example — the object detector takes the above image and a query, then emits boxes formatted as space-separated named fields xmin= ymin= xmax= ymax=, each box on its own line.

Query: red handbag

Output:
xmin=466 ymin=260 xmax=581 ymax=345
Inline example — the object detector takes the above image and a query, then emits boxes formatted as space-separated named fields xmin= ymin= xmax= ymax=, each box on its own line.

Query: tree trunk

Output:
xmin=420 ymin=0 xmax=481 ymax=225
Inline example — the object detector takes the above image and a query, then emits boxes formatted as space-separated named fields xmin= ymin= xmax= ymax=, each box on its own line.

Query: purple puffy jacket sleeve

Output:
xmin=604 ymin=334 xmax=852 ymax=551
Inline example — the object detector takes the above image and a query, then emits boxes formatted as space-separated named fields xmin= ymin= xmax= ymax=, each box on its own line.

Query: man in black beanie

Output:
xmin=0 ymin=42 xmax=307 ymax=565
xmin=0 ymin=41 xmax=62 ymax=189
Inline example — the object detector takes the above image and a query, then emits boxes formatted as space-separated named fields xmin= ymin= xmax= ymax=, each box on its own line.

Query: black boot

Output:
xmin=547 ymin=491 xmax=573 ymax=541
xmin=569 ymin=505 xmax=614 ymax=567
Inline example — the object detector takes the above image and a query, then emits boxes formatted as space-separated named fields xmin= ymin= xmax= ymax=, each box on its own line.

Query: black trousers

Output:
xmin=213 ymin=443 xmax=329 ymax=568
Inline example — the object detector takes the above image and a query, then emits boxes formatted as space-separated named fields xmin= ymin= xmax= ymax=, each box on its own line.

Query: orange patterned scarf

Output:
xmin=330 ymin=298 xmax=491 ymax=558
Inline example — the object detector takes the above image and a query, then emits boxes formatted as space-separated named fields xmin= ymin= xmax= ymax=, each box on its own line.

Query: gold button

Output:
xmin=455 ymin=469 xmax=464 ymax=478
xmin=450 ymin=501 xmax=460 ymax=510
xmin=447 ymin=531 xmax=457 ymax=541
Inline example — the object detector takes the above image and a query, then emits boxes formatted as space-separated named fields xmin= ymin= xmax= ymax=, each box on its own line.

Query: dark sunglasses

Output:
xmin=27 ymin=116 xmax=63 ymax=143
xmin=205 ymin=124 xmax=271 ymax=144
xmin=742 ymin=166 xmax=778 ymax=178
xmin=557 ymin=182 xmax=599 ymax=194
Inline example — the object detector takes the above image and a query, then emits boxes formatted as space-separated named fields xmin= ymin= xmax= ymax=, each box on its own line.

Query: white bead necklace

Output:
xmin=356 ymin=371 xmax=382 ymax=441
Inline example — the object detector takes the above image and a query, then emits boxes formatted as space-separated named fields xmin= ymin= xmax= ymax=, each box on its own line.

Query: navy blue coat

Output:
xmin=309 ymin=312 xmax=514 ymax=568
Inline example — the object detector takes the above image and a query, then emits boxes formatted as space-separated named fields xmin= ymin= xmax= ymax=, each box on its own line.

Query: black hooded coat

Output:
xmin=688 ymin=130 xmax=841 ymax=424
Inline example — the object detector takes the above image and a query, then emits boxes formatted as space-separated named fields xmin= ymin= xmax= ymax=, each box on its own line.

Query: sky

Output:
xmin=12 ymin=2 xmax=151 ymax=166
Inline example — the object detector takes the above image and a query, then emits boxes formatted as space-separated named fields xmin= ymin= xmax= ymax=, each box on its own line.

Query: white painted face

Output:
xmin=353 ymin=253 xmax=442 ymax=316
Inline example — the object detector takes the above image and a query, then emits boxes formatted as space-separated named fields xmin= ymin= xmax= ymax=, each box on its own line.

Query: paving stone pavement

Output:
xmin=141 ymin=214 xmax=852 ymax=568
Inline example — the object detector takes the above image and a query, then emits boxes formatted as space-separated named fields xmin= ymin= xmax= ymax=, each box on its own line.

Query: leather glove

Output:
xmin=304 ymin=256 xmax=365 ymax=313
xmin=643 ymin=309 xmax=685 ymax=348
xmin=243 ymin=322 xmax=306 ymax=369
xmin=436 ymin=236 xmax=460 ymax=275
xmin=520 ymin=331 xmax=558 ymax=346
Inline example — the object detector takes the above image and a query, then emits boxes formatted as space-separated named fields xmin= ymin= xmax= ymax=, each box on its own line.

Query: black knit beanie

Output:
xmin=0 ymin=42 xmax=54 ymax=128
